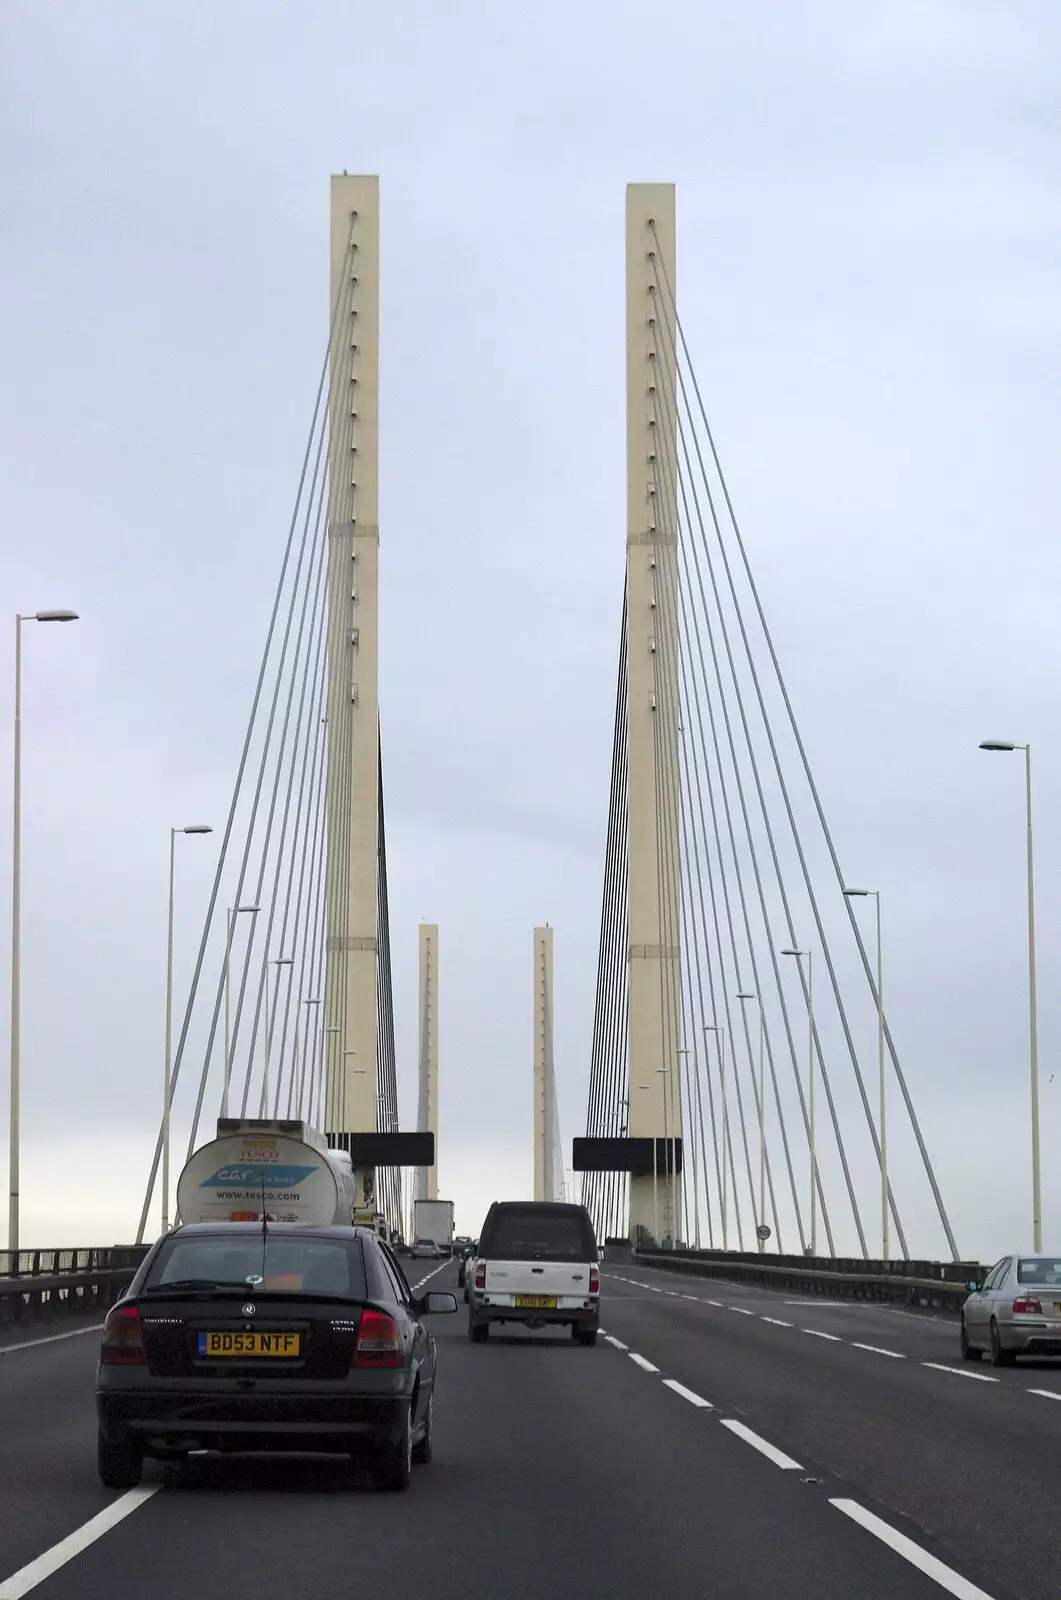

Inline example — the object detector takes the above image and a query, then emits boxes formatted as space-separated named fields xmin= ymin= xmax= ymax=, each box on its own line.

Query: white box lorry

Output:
xmin=175 ymin=1119 xmax=357 ymax=1228
xmin=412 ymin=1198 xmax=455 ymax=1254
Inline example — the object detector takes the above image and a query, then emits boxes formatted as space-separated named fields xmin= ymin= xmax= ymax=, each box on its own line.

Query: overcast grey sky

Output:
xmin=1 ymin=1 xmax=1059 ymax=1253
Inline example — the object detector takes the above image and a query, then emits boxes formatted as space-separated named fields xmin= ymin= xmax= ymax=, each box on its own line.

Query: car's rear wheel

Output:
xmin=572 ymin=1326 xmax=598 ymax=1347
xmin=412 ymin=1390 xmax=433 ymax=1465
xmin=990 ymin=1318 xmax=1016 ymax=1367
xmin=469 ymin=1316 xmax=489 ymax=1343
xmin=97 ymin=1429 xmax=144 ymax=1489
xmin=374 ymin=1404 xmax=413 ymax=1491
xmin=960 ymin=1315 xmax=982 ymax=1361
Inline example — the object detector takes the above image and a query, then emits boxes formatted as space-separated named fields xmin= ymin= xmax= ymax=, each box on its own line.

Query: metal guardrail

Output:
xmin=0 ymin=1246 xmax=151 ymax=1337
xmin=632 ymin=1246 xmax=984 ymax=1315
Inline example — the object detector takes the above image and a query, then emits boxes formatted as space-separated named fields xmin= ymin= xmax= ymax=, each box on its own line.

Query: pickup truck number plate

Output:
xmin=514 ymin=1295 xmax=557 ymax=1309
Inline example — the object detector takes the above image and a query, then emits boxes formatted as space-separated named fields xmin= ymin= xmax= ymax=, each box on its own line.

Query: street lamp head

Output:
xmin=273 ymin=955 xmax=294 ymax=966
xmin=236 ymin=903 xmax=259 ymax=914
xmin=843 ymin=888 xmax=870 ymax=898
xmin=181 ymin=825 xmax=213 ymax=835
xmin=736 ymin=991 xmax=756 ymax=1001
xmin=979 ymin=740 xmax=1017 ymax=753
xmin=33 ymin=610 xmax=79 ymax=623
xmin=304 ymin=997 xmax=321 ymax=1006
xmin=781 ymin=948 xmax=805 ymax=957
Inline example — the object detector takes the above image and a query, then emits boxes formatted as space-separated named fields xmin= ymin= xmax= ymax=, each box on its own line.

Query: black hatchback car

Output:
xmin=96 ymin=1223 xmax=456 ymax=1491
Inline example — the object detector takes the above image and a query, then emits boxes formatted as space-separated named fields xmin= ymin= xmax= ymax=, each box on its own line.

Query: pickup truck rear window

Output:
xmin=483 ymin=1209 xmax=594 ymax=1262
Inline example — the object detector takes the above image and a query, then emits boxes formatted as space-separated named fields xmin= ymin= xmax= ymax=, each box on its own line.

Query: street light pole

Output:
xmin=222 ymin=904 xmax=259 ymax=1118
xmin=636 ymin=1084 xmax=658 ymax=1243
xmin=844 ymin=888 xmax=886 ymax=1258
xmin=164 ymin=825 xmax=212 ymax=1231
xmin=704 ymin=1024 xmax=727 ymax=1249
xmin=8 ymin=608 xmax=78 ymax=1256
xmin=782 ymin=949 xmax=815 ymax=1254
xmin=261 ymin=956 xmax=293 ymax=1117
xmin=737 ymin=993 xmax=766 ymax=1251
xmin=979 ymin=740 xmax=1041 ymax=1252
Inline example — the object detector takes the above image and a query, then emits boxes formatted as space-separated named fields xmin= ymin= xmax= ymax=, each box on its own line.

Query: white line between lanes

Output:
xmin=720 ymin=1418 xmax=802 ymax=1470
xmin=0 ymin=1324 xmax=105 ymax=1356
xmin=760 ymin=1317 xmax=792 ymax=1327
xmin=605 ymin=1335 xmax=629 ymax=1351
xmin=0 ymin=1487 xmax=159 ymax=1598
xmin=830 ymin=1498 xmax=995 ymax=1599
xmin=663 ymin=1378 xmax=712 ymax=1409
xmin=409 ymin=1261 xmax=451 ymax=1291
xmin=922 ymin=1362 xmax=999 ymax=1384
xmin=802 ymin=1328 xmax=841 ymax=1341
xmin=851 ymin=1342 xmax=905 ymax=1359
xmin=629 ymin=1352 xmax=660 ymax=1372
xmin=1029 ymin=1388 xmax=1061 ymax=1401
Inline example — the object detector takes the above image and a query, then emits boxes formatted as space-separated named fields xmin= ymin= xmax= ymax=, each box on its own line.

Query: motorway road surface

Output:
xmin=0 ymin=1256 xmax=1055 ymax=1599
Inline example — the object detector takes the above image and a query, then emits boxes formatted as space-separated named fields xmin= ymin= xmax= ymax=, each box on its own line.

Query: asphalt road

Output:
xmin=0 ymin=1258 xmax=1047 ymax=1600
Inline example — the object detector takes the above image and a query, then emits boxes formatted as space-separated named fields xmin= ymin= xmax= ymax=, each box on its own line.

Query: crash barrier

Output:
xmin=0 ymin=1246 xmax=152 ymax=1336
xmin=632 ymin=1245 xmax=984 ymax=1315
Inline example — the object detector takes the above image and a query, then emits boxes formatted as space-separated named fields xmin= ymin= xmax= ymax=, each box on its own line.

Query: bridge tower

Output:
xmin=533 ymin=926 xmax=556 ymax=1202
xmin=416 ymin=924 xmax=439 ymax=1201
xmin=324 ymin=174 xmax=381 ymax=1135
xmin=625 ymin=183 xmax=682 ymax=1242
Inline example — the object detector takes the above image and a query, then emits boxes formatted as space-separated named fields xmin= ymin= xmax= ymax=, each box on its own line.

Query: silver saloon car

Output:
xmin=961 ymin=1253 xmax=1061 ymax=1365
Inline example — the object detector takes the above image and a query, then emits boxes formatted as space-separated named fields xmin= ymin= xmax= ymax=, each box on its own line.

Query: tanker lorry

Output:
xmin=175 ymin=1119 xmax=357 ymax=1227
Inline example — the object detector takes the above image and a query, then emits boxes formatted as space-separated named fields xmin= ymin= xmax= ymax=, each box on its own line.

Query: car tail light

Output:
xmin=352 ymin=1308 xmax=402 ymax=1368
xmin=100 ymin=1305 xmax=146 ymax=1365
xmin=589 ymin=1266 xmax=600 ymax=1296
xmin=1013 ymin=1296 xmax=1043 ymax=1315
xmin=474 ymin=1263 xmax=486 ymax=1291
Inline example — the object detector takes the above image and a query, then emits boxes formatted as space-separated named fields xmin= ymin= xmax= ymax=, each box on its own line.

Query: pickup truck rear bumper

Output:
xmin=469 ymin=1297 xmax=598 ymax=1329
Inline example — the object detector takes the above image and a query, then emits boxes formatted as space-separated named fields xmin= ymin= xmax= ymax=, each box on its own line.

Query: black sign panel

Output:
xmin=572 ymin=1137 xmax=682 ymax=1176
xmin=327 ymin=1131 xmax=435 ymax=1167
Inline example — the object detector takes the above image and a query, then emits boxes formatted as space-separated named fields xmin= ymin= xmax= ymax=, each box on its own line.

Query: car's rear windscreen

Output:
xmin=482 ymin=1206 xmax=596 ymax=1262
xmin=1017 ymin=1257 xmax=1061 ymax=1286
xmin=144 ymin=1234 xmax=368 ymax=1299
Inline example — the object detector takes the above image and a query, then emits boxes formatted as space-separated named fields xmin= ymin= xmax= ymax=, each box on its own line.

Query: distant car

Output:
xmin=410 ymin=1238 xmax=442 ymax=1261
xmin=95 ymin=1222 xmax=457 ymax=1491
xmin=467 ymin=1202 xmax=599 ymax=1345
xmin=961 ymin=1253 xmax=1061 ymax=1365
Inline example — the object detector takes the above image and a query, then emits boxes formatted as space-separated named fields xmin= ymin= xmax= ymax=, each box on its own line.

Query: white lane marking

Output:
xmin=681 ymin=1294 xmax=699 ymax=1301
xmin=720 ymin=1418 xmax=802 ymax=1470
xmin=802 ymin=1328 xmax=841 ymax=1342
xmin=708 ymin=1300 xmax=723 ymax=1308
xmin=1029 ymin=1388 xmax=1061 ymax=1401
xmin=0 ymin=1486 xmax=159 ymax=1598
xmin=0 ymin=1323 xmax=104 ymax=1356
xmin=647 ymin=1287 xmax=663 ymax=1294
xmin=604 ymin=1334 xmax=629 ymax=1351
xmin=629 ymin=1352 xmax=660 ymax=1373
xmin=730 ymin=1307 xmax=755 ymax=1316
xmin=830 ymin=1498 xmax=996 ymax=1599
xmin=409 ymin=1260 xmax=451 ymax=1290
xmin=761 ymin=1317 xmax=793 ymax=1327
xmin=922 ymin=1362 xmax=999 ymax=1384
xmin=663 ymin=1378 xmax=712 ymax=1409
xmin=852 ymin=1342 xmax=905 ymax=1359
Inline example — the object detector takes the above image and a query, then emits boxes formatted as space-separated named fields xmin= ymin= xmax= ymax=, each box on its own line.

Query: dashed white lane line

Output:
xmin=831 ymin=1498 xmax=995 ymax=1599
xmin=1029 ymin=1388 xmax=1061 ymax=1401
xmin=663 ymin=1378 xmax=712 ymax=1408
xmin=760 ymin=1316 xmax=792 ymax=1327
xmin=0 ymin=1487 xmax=159 ymax=1598
xmin=708 ymin=1300 xmax=723 ymax=1307
xmin=604 ymin=1334 xmax=629 ymax=1351
xmin=802 ymin=1328 xmax=841 ymax=1341
xmin=851 ymin=1342 xmax=905 ymax=1360
xmin=730 ymin=1307 xmax=755 ymax=1316
xmin=629 ymin=1352 xmax=660 ymax=1372
xmin=409 ymin=1261 xmax=451 ymax=1291
xmin=681 ymin=1294 xmax=699 ymax=1301
xmin=922 ymin=1362 xmax=999 ymax=1384
xmin=0 ymin=1323 xmax=104 ymax=1356
xmin=720 ymin=1418 xmax=802 ymax=1470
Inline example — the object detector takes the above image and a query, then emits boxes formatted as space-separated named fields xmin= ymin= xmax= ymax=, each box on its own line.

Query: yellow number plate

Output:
xmin=197 ymin=1331 xmax=301 ymax=1357
xmin=514 ymin=1295 xmax=557 ymax=1309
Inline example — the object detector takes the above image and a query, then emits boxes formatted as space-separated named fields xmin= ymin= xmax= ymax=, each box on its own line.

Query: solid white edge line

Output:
xmin=629 ymin=1352 xmax=660 ymax=1372
xmin=922 ymin=1362 xmax=999 ymax=1383
xmin=0 ymin=1487 xmax=159 ymax=1599
xmin=1029 ymin=1388 xmax=1061 ymax=1401
xmin=851 ymin=1342 xmax=905 ymax=1359
xmin=0 ymin=1324 xmax=105 ymax=1356
xmin=662 ymin=1378 xmax=712 ymax=1409
xmin=830 ymin=1498 xmax=996 ymax=1600
xmin=604 ymin=1335 xmax=629 ymax=1351
xmin=719 ymin=1418 xmax=802 ymax=1470
xmin=760 ymin=1317 xmax=793 ymax=1327
xmin=802 ymin=1328 xmax=841 ymax=1341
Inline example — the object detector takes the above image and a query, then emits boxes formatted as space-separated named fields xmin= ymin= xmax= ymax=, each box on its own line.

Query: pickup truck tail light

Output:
xmin=352 ymin=1308 xmax=402 ymax=1368
xmin=474 ymin=1263 xmax=486 ymax=1291
xmin=100 ymin=1305 xmax=147 ymax=1365
xmin=1013 ymin=1296 xmax=1043 ymax=1315
xmin=589 ymin=1267 xmax=600 ymax=1296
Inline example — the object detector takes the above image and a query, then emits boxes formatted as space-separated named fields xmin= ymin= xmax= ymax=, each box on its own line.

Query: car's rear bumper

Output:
xmin=1004 ymin=1321 xmax=1061 ymax=1355
xmin=97 ymin=1385 xmax=410 ymax=1455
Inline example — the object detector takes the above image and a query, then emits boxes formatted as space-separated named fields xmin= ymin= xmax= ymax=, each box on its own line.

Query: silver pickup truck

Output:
xmin=466 ymin=1201 xmax=600 ymax=1346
